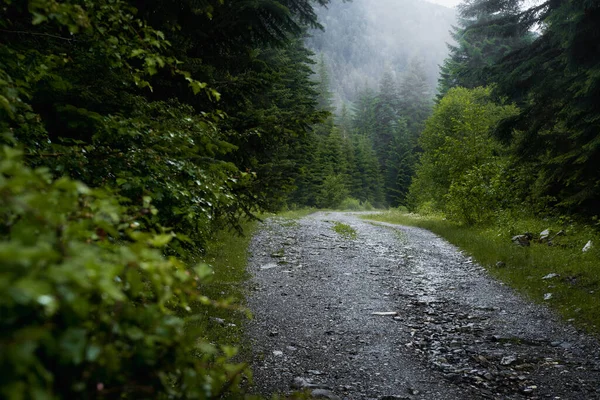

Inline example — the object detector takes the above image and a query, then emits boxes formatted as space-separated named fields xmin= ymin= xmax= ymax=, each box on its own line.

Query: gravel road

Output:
xmin=245 ymin=212 xmax=600 ymax=399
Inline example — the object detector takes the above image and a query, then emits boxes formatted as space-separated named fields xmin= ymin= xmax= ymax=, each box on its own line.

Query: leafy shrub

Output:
xmin=0 ymin=148 xmax=251 ymax=399
xmin=408 ymin=87 xmax=519 ymax=214
xmin=415 ymin=201 xmax=440 ymax=217
xmin=337 ymin=197 xmax=376 ymax=211
xmin=444 ymin=162 xmax=508 ymax=225
xmin=362 ymin=200 xmax=374 ymax=211
xmin=339 ymin=197 xmax=361 ymax=211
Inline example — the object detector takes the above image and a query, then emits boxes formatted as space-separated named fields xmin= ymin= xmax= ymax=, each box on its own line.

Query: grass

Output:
xmin=260 ymin=208 xmax=317 ymax=228
xmin=188 ymin=219 xmax=259 ymax=350
xmin=276 ymin=208 xmax=317 ymax=220
xmin=332 ymin=221 xmax=358 ymax=239
xmin=362 ymin=210 xmax=600 ymax=336
xmin=189 ymin=209 xmax=315 ymax=352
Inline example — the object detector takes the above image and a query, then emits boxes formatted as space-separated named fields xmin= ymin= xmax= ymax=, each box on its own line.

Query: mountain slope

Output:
xmin=307 ymin=0 xmax=456 ymax=108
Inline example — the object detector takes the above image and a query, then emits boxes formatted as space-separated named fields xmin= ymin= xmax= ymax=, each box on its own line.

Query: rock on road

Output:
xmin=246 ymin=212 xmax=600 ymax=399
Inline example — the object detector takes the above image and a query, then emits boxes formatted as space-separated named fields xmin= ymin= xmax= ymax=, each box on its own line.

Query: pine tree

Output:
xmin=315 ymin=53 xmax=336 ymax=113
xmin=462 ymin=0 xmax=600 ymax=215
xmin=399 ymin=58 xmax=433 ymax=135
xmin=353 ymin=86 xmax=378 ymax=138
xmin=352 ymin=135 xmax=385 ymax=206
xmin=385 ymin=118 xmax=417 ymax=206
xmin=436 ymin=0 xmax=533 ymax=98
xmin=373 ymin=71 xmax=400 ymax=162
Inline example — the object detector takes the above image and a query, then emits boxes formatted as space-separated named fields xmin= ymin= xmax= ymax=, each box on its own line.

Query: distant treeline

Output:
xmin=288 ymin=57 xmax=432 ymax=209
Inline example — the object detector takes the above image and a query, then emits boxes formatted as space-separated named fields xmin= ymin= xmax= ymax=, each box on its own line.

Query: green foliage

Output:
xmin=331 ymin=222 xmax=357 ymax=240
xmin=338 ymin=197 xmax=374 ymax=211
xmin=1 ymin=0 xmax=336 ymax=396
xmin=444 ymin=161 xmax=510 ymax=225
xmin=442 ymin=0 xmax=600 ymax=216
xmin=0 ymin=148 xmax=251 ymax=399
xmin=408 ymin=87 xmax=519 ymax=221
xmin=399 ymin=59 xmax=433 ymax=135
xmin=316 ymin=174 xmax=349 ymax=209
xmin=437 ymin=10 xmax=533 ymax=98
xmin=339 ymin=197 xmax=362 ymax=211
xmin=351 ymin=133 xmax=385 ymax=207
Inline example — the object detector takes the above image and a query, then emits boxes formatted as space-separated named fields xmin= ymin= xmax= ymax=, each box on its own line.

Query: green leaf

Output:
xmin=193 ymin=263 xmax=213 ymax=279
xmin=59 ymin=328 xmax=87 ymax=365
xmin=148 ymin=233 xmax=174 ymax=247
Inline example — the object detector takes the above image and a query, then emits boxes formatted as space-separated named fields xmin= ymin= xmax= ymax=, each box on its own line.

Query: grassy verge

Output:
xmin=275 ymin=208 xmax=318 ymax=219
xmin=362 ymin=210 xmax=600 ymax=336
xmin=188 ymin=220 xmax=259 ymax=351
xmin=189 ymin=209 xmax=315 ymax=352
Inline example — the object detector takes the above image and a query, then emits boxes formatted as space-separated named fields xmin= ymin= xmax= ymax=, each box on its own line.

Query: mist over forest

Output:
xmin=307 ymin=0 xmax=456 ymax=109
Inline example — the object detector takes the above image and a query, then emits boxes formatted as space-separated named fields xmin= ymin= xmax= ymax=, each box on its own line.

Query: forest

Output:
xmin=1 ymin=0 xmax=599 ymax=398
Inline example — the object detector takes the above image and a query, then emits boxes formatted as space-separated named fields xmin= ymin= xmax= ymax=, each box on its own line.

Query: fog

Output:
xmin=307 ymin=0 xmax=456 ymax=109
xmin=424 ymin=0 xmax=461 ymax=8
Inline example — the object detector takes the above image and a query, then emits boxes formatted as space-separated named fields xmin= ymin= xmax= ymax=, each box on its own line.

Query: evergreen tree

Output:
xmin=386 ymin=118 xmax=417 ymax=206
xmin=373 ymin=71 xmax=400 ymax=165
xmin=352 ymin=135 xmax=385 ymax=207
xmin=399 ymin=58 xmax=433 ymax=135
xmin=460 ymin=0 xmax=600 ymax=215
xmin=353 ymin=86 xmax=378 ymax=138
xmin=315 ymin=53 xmax=336 ymax=113
xmin=437 ymin=0 xmax=533 ymax=98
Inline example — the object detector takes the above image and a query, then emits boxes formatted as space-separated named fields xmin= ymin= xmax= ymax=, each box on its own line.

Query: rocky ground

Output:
xmin=245 ymin=212 xmax=600 ymax=399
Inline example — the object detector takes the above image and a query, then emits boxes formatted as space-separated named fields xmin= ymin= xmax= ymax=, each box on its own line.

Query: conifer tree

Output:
xmin=399 ymin=59 xmax=433 ymax=135
xmin=315 ymin=53 xmax=336 ymax=113
xmin=437 ymin=0 xmax=533 ymax=98
xmin=353 ymin=86 xmax=378 ymax=138
xmin=373 ymin=71 xmax=400 ymax=169
xmin=385 ymin=119 xmax=417 ymax=206
xmin=353 ymin=135 xmax=385 ymax=206
xmin=458 ymin=0 xmax=600 ymax=214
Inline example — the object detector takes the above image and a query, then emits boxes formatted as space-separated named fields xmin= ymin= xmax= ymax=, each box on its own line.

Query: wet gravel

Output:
xmin=245 ymin=212 xmax=600 ymax=399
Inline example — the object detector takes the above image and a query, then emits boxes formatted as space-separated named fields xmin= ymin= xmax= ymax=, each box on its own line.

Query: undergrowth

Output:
xmin=362 ymin=210 xmax=600 ymax=336
xmin=332 ymin=221 xmax=358 ymax=239
xmin=191 ymin=220 xmax=258 ymax=358
xmin=195 ymin=209 xmax=314 ymax=352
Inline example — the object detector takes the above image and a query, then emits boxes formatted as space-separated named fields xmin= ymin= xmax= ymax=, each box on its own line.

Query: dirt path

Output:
xmin=245 ymin=212 xmax=600 ymax=399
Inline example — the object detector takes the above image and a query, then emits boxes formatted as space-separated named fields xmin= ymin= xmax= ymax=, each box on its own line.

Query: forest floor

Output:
xmin=245 ymin=212 xmax=600 ymax=400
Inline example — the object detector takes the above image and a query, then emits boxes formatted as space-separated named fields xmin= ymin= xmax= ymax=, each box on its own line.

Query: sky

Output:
xmin=423 ymin=0 xmax=462 ymax=8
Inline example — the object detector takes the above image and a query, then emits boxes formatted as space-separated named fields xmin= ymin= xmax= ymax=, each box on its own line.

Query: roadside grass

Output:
xmin=188 ymin=219 xmax=258 ymax=350
xmin=332 ymin=221 xmax=358 ymax=239
xmin=276 ymin=208 xmax=317 ymax=219
xmin=262 ymin=208 xmax=317 ymax=228
xmin=362 ymin=210 xmax=600 ymax=336
xmin=189 ymin=209 xmax=314 ymax=352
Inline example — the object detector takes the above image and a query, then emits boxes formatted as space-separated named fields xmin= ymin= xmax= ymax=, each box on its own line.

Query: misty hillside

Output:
xmin=307 ymin=0 xmax=456 ymax=109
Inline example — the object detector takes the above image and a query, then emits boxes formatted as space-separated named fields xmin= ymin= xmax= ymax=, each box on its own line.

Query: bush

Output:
xmin=444 ymin=162 xmax=508 ymax=225
xmin=339 ymin=197 xmax=361 ymax=211
xmin=338 ymin=197 xmax=376 ymax=211
xmin=408 ymin=87 xmax=519 ymax=214
xmin=362 ymin=200 xmax=374 ymax=211
xmin=0 ymin=148 xmax=251 ymax=399
xmin=416 ymin=201 xmax=441 ymax=217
